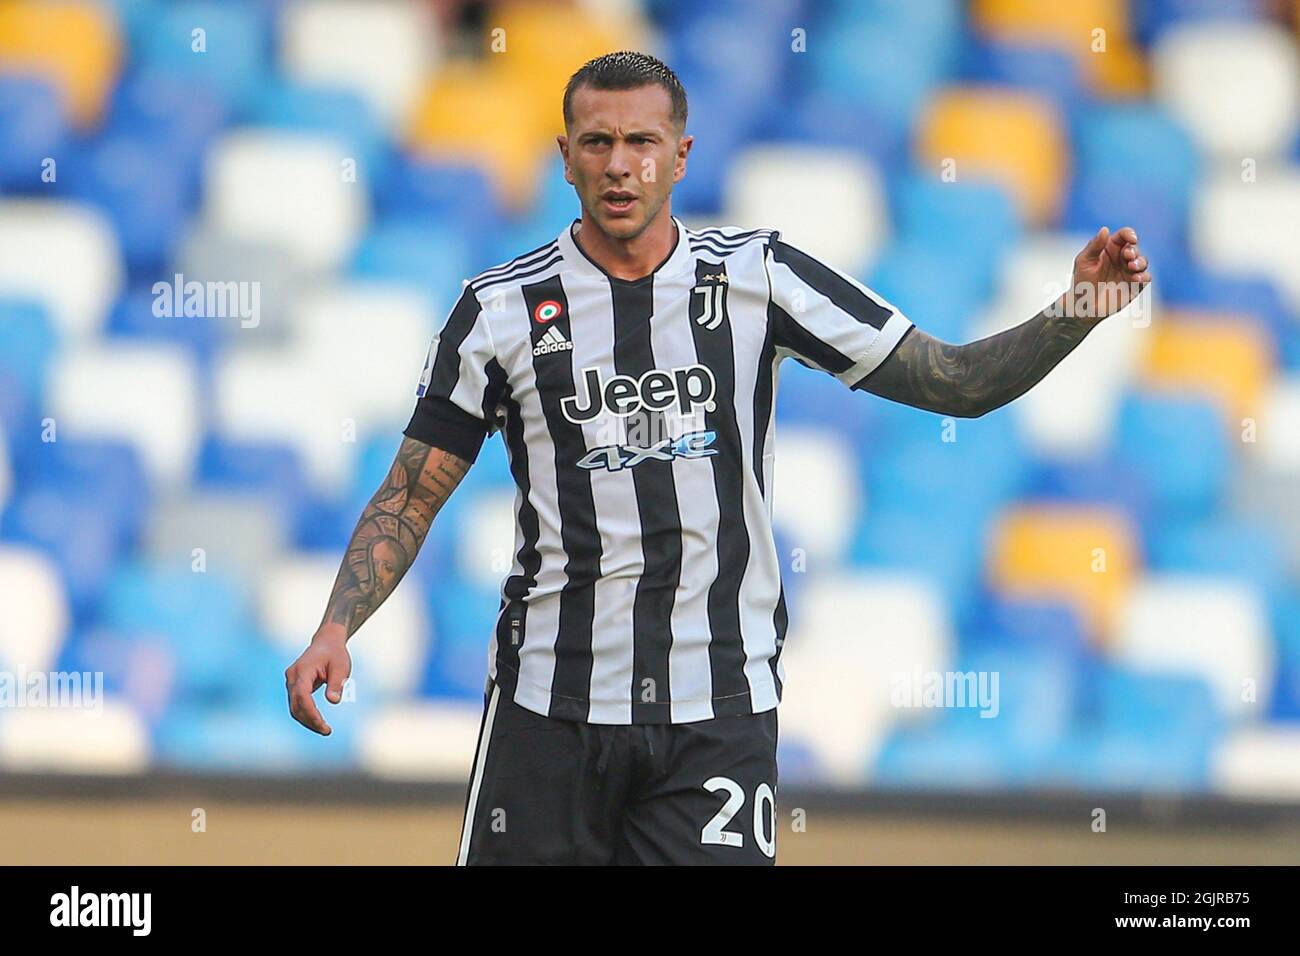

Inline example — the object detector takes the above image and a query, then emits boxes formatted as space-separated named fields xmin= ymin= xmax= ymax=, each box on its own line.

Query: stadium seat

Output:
xmin=405 ymin=62 xmax=553 ymax=210
xmin=280 ymin=0 xmax=441 ymax=132
xmin=455 ymin=489 xmax=521 ymax=591
xmin=1193 ymin=168 xmax=1300 ymax=317
xmin=1114 ymin=391 xmax=1230 ymax=522
xmin=1114 ymin=575 xmax=1273 ymax=720
xmin=0 ymin=545 xmax=70 ymax=673
xmin=133 ymin=0 xmax=269 ymax=113
xmin=0 ymin=299 xmax=58 ymax=411
xmin=212 ymin=349 xmax=357 ymax=493
xmin=357 ymin=700 xmax=483 ymax=781
xmin=1250 ymin=375 xmax=1300 ymax=474
xmin=771 ymin=426 xmax=861 ymax=567
xmin=288 ymin=283 xmax=435 ymax=437
xmin=203 ymin=129 xmax=369 ymax=271
xmin=723 ymin=144 xmax=890 ymax=270
xmin=173 ymin=228 xmax=312 ymax=348
xmin=1139 ymin=312 xmax=1274 ymax=428
xmin=971 ymin=0 xmax=1147 ymax=97
xmin=0 ymin=200 xmax=122 ymax=341
xmin=0 ymin=74 xmax=70 ymax=191
xmin=348 ymin=219 xmax=473 ymax=307
xmin=779 ymin=572 xmax=954 ymax=784
xmin=256 ymin=552 xmax=429 ymax=699
xmin=988 ymin=503 xmax=1139 ymax=644
xmin=62 ymin=132 xmax=192 ymax=273
xmin=1148 ymin=515 xmax=1290 ymax=602
xmin=253 ymin=82 xmax=392 ymax=189
xmin=143 ymin=490 xmax=289 ymax=592
xmin=0 ymin=0 xmax=121 ymax=128
xmin=48 ymin=343 xmax=200 ymax=488
xmin=1212 ymin=726 xmax=1300 ymax=799
xmin=0 ymin=700 xmax=149 ymax=773
xmin=916 ymin=87 xmax=1067 ymax=227
xmin=154 ymin=703 xmax=354 ymax=771
xmin=1152 ymin=20 xmax=1299 ymax=158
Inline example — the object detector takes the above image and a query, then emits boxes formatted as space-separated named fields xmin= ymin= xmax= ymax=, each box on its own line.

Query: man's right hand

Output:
xmin=285 ymin=629 xmax=352 ymax=736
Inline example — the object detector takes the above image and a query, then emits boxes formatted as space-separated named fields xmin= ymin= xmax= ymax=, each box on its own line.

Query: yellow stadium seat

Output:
xmin=989 ymin=504 xmax=1140 ymax=646
xmin=491 ymin=0 xmax=646 ymax=137
xmin=971 ymin=0 xmax=1148 ymax=97
xmin=0 ymin=1 xmax=121 ymax=128
xmin=916 ymin=87 xmax=1067 ymax=226
xmin=1140 ymin=312 xmax=1276 ymax=429
xmin=405 ymin=61 xmax=552 ymax=210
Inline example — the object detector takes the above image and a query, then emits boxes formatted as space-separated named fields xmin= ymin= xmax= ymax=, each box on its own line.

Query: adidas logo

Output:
xmin=533 ymin=326 xmax=573 ymax=356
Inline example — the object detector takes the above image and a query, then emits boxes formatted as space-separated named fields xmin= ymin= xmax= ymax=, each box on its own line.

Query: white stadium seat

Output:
xmin=1250 ymin=375 xmax=1300 ymax=475
xmin=1212 ymin=726 xmax=1300 ymax=800
xmin=145 ymin=491 xmax=290 ymax=588
xmin=257 ymin=552 xmax=429 ymax=699
xmin=779 ymin=572 xmax=954 ymax=784
xmin=771 ymin=426 xmax=861 ymax=567
xmin=457 ymin=489 xmax=519 ymax=590
xmin=0 ymin=699 xmax=150 ymax=773
xmin=48 ymin=343 xmax=201 ymax=488
xmin=723 ymin=144 xmax=889 ymax=271
xmin=1193 ymin=167 xmax=1300 ymax=315
xmin=212 ymin=349 xmax=356 ymax=494
xmin=0 ymin=545 xmax=70 ymax=674
xmin=291 ymin=282 xmax=435 ymax=435
xmin=1153 ymin=21 xmax=1299 ymax=158
xmin=0 ymin=200 xmax=122 ymax=341
xmin=972 ymin=231 xmax=1151 ymax=458
xmin=281 ymin=0 xmax=440 ymax=131
xmin=1114 ymin=575 xmax=1274 ymax=721
xmin=203 ymin=129 xmax=369 ymax=271
xmin=357 ymin=700 xmax=483 ymax=781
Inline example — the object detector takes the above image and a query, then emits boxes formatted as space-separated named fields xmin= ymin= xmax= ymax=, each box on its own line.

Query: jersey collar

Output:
xmin=557 ymin=214 xmax=693 ymax=284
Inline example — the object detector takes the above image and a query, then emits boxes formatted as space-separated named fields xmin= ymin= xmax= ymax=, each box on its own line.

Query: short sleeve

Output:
xmin=764 ymin=235 xmax=914 ymax=388
xmin=403 ymin=284 xmax=505 ymax=462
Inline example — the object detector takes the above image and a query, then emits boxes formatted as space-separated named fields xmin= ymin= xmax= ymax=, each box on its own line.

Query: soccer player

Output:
xmin=285 ymin=51 xmax=1151 ymax=865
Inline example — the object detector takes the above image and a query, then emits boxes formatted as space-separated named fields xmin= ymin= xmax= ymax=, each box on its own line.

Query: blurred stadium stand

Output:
xmin=1 ymin=0 xmax=1299 ymax=820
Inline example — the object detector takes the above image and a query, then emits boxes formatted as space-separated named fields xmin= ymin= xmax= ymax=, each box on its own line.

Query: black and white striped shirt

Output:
xmin=405 ymin=217 xmax=913 ymax=724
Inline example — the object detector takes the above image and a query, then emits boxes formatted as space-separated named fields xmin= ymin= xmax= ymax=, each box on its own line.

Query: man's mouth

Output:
xmin=602 ymin=192 xmax=637 ymax=213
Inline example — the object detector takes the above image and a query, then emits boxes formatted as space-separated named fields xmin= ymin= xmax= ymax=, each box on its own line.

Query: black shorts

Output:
xmin=456 ymin=678 xmax=780 ymax=865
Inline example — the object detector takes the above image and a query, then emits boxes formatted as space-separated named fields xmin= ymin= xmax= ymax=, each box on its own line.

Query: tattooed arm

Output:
xmin=286 ymin=436 xmax=471 ymax=735
xmin=857 ymin=225 xmax=1152 ymax=418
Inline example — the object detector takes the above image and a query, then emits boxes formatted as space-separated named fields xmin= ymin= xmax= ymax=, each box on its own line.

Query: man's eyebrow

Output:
xmin=577 ymin=128 xmax=662 ymax=140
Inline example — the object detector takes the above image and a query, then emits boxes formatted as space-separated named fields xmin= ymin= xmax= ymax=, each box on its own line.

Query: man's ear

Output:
xmin=673 ymin=134 xmax=693 ymax=183
xmin=557 ymin=134 xmax=573 ymax=185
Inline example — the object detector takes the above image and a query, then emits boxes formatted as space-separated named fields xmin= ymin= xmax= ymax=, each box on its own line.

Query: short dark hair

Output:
xmin=562 ymin=50 xmax=688 ymax=131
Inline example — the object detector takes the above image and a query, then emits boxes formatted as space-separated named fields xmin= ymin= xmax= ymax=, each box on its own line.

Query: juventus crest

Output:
xmin=690 ymin=267 xmax=730 ymax=331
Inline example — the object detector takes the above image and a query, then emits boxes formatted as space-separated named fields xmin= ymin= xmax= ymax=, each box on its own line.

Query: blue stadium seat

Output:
xmin=1114 ymin=393 xmax=1229 ymax=525
xmin=60 ymin=133 xmax=191 ymax=274
xmin=134 ymin=1 xmax=271 ymax=113
xmin=0 ymin=299 xmax=57 ymax=410
xmin=1149 ymin=514 xmax=1290 ymax=601
xmin=1269 ymin=593 xmax=1300 ymax=721
xmin=106 ymin=285 xmax=227 ymax=362
xmin=100 ymin=561 xmax=257 ymax=696
xmin=253 ymin=81 xmax=391 ymax=186
xmin=372 ymin=156 xmax=504 ymax=265
xmin=420 ymin=576 xmax=499 ymax=699
xmin=153 ymin=702 xmax=355 ymax=771
xmin=959 ymin=41 xmax=1087 ymax=116
xmin=867 ymin=238 xmax=992 ymax=344
xmin=891 ymin=174 xmax=1020 ymax=300
xmin=0 ymin=74 xmax=69 ymax=192
xmin=1131 ymin=0 xmax=1270 ymax=47
xmin=349 ymin=219 xmax=472 ymax=308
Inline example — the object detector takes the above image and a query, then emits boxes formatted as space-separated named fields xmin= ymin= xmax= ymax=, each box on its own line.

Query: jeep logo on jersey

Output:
xmin=561 ymin=364 xmax=717 ymax=424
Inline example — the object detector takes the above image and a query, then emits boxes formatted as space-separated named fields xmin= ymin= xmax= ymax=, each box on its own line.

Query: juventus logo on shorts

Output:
xmin=691 ymin=268 xmax=729 ymax=331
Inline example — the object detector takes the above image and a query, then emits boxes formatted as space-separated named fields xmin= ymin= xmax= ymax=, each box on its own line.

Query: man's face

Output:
xmin=559 ymin=84 xmax=691 ymax=241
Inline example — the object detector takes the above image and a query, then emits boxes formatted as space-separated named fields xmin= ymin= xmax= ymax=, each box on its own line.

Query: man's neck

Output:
xmin=573 ymin=208 xmax=678 ymax=281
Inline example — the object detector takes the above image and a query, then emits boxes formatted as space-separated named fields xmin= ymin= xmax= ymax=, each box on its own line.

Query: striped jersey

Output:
xmin=404 ymin=216 xmax=914 ymax=724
